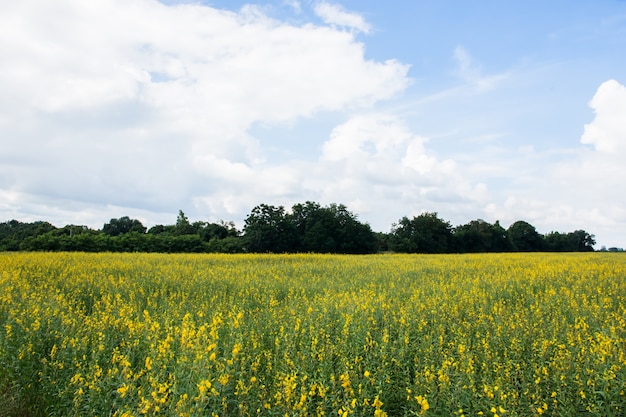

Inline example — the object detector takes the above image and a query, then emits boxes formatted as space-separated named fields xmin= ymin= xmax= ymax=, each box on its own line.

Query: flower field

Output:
xmin=1 ymin=253 xmax=625 ymax=416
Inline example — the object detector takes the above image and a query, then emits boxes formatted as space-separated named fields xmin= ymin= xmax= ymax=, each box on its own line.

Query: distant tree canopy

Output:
xmin=507 ymin=220 xmax=543 ymax=252
xmin=0 ymin=220 xmax=56 ymax=251
xmin=102 ymin=216 xmax=147 ymax=236
xmin=453 ymin=219 xmax=511 ymax=253
xmin=389 ymin=213 xmax=453 ymax=253
xmin=0 ymin=203 xmax=601 ymax=253
xmin=543 ymin=230 xmax=596 ymax=252
xmin=243 ymin=202 xmax=377 ymax=254
xmin=387 ymin=213 xmax=596 ymax=254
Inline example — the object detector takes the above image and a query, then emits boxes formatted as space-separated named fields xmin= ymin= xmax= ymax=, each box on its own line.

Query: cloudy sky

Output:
xmin=1 ymin=0 xmax=625 ymax=247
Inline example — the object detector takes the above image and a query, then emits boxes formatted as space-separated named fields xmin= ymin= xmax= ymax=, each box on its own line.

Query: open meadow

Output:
xmin=0 ymin=252 xmax=624 ymax=416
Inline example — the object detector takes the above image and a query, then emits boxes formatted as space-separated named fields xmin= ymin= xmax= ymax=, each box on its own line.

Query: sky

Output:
xmin=1 ymin=0 xmax=625 ymax=248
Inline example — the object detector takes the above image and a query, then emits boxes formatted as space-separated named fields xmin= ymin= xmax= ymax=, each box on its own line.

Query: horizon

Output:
xmin=0 ymin=206 xmax=601 ymax=242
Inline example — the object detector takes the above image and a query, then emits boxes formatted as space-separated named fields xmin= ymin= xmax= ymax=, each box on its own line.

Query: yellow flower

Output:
xmin=197 ymin=380 xmax=212 ymax=395
xmin=339 ymin=373 xmax=351 ymax=389
xmin=372 ymin=396 xmax=383 ymax=408
xmin=117 ymin=384 xmax=129 ymax=398
xmin=414 ymin=395 xmax=429 ymax=413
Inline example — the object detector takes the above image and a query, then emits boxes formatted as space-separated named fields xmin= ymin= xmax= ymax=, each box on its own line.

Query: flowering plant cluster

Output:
xmin=0 ymin=252 xmax=624 ymax=416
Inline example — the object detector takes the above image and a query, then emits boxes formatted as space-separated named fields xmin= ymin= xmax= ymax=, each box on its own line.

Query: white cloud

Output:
xmin=452 ymin=45 xmax=509 ymax=91
xmin=477 ymin=80 xmax=626 ymax=247
xmin=316 ymin=114 xmax=480 ymax=229
xmin=313 ymin=2 xmax=372 ymax=34
xmin=581 ymin=79 xmax=626 ymax=153
xmin=567 ymin=79 xmax=626 ymax=245
xmin=0 ymin=0 xmax=409 ymax=228
xmin=321 ymin=114 xmax=435 ymax=180
xmin=572 ymin=79 xmax=626 ymax=190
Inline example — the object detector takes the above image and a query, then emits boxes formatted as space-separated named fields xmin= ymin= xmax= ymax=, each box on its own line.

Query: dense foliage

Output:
xmin=0 ymin=203 xmax=600 ymax=253
xmin=1 ymin=252 xmax=624 ymax=416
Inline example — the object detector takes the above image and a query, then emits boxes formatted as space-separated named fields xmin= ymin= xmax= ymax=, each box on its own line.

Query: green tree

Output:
xmin=543 ymin=230 xmax=595 ymax=251
xmin=242 ymin=202 xmax=375 ymax=253
xmin=195 ymin=221 xmax=239 ymax=242
xmin=453 ymin=219 xmax=511 ymax=253
xmin=174 ymin=210 xmax=195 ymax=235
xmin=207 ymin=236 xmax=244 ymax=253
xmin=102 ymin=216 xmax=146 ymax=236
xmin=290 ymin=202 xmax=336 ymax=252
xmin=243 ymin=204 xmax=295 ymax=252
xmin=0 ymin=220 xmax=56 ymax=250
xmin=330 ymin=203 xmax=377 ymax=254
xmin=508 ymin=220 xmax=542 ymax=251
xmin=570 ymin=230 xmax=596 ymax=251
xmin=389 ymin=212 xmax=453 ymax=253
xmin=288 ymin=202 xmax=376 ymax=253
xmin=147 ymin=224 xmax=174 ymax=235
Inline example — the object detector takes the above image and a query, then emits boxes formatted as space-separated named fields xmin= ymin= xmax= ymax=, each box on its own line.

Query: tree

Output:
xmin=174 ymin=210 xmax=195 ymax=235
xmin=389 ymin=212 xmax=453 ymax=253
xmin=330 ymin=204 xmax=377 ymax=254
xmin=207 ymin=236 xmax=244 ymax=253
xmin=453 ymin=219 xmax=511 ymax=253
xmin=195 ymin=221 xmax=238 ymax=242
xmin=374 ymin=232 xmax=391 ymax=253
xmin=242 ymin=202 xmax=376 ymax=253
xmin=544 ymin=230 xmax=595 ymax=251
xmin=508 ymin=220 xmax=542 ymax=251
xmin=0 ymin=220 xmax=56 ymax=251
xmin=243 ymin=204 xmax=296 ymax=252
xmin=491 ymin=221 xmax=512 ymax=252
xmin=290 ymin=201 xmax=336 ymax=252
xmin=287 ymin=202 xmax=376 ymax=253
xmin=147 ymin=224 xmax=172 ymax=235
xmin=570 ymin=230 xmax=596 ymax=251
xmin=102 ymin=216 xmax=146 ymax=236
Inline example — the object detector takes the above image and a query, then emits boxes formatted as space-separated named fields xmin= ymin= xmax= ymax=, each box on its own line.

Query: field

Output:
xmin=0 ymin=253 xmax=624 ymax=416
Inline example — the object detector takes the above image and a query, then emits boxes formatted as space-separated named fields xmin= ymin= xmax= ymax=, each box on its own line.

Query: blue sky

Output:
xmin=1 ymin=0 xmax=625 ymax=247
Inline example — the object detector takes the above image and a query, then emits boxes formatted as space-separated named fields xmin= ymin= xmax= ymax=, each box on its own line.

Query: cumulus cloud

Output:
xmin=480 ymin=79 xmax=626 ymax=246
xmin=313 ymin=2 xmax=372 ymax=34
xmin=316 ymin=114 xmax=483 ymax=229
xmin=570 ymin=79 xmax=626 ymax=245
xmin=575 ymin=79 xmax=626 ymax=186
xmin=321 ymin=114 xmax=441 ymax=181
xmin=0 ymin=0 xmax=409 ymax=227
xmin=581 ymin=79 xmax=626 ymax=153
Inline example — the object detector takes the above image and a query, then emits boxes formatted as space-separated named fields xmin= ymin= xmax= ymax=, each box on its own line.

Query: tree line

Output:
xmin=0 ymin=202 xmax=598 ymax=253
